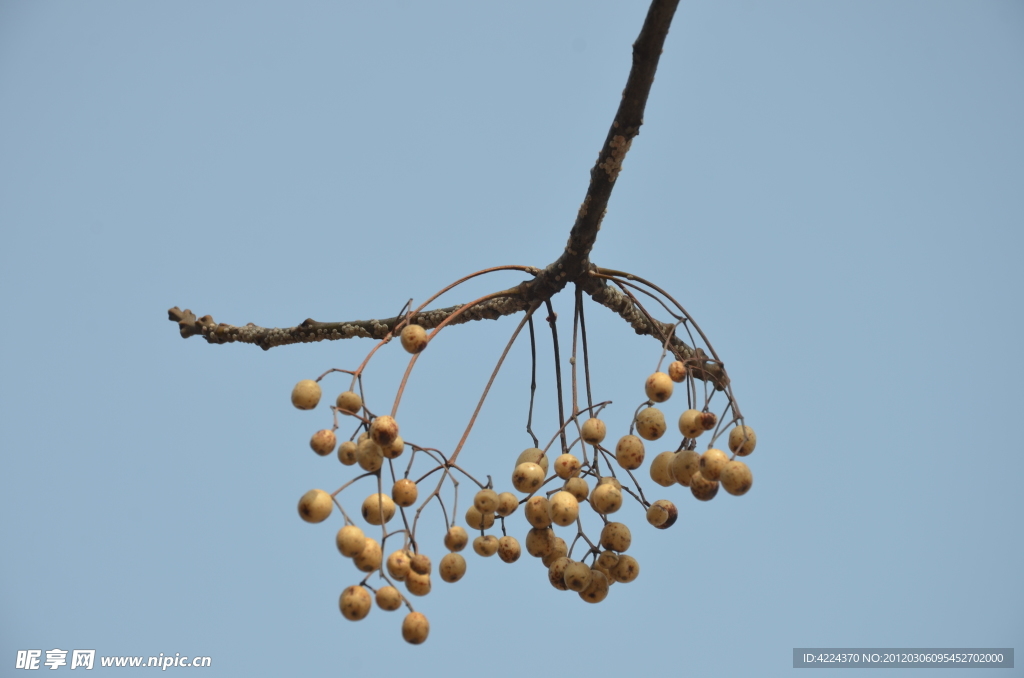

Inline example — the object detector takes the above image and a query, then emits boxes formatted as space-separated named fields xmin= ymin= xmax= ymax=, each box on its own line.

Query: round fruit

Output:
xmin=589 ymin=483 xmax=623 ymax=514
xmin=548 ymin=491 xmax=580 ymax=527
xmin=689 ymin=470 xmax=720 ymax=501
xmin=700 ymin=411 xmax=718 ymax=431
xmin=615 ymin=435 xmax=645 ymax=470
xmin=646 ymin=499 xmax=678 ymax=529
xmin=291 ymin=380 xmax=321 ymax=410
xmin=671 ymin=449 xmax=701 ymax=486
xmin=472 ymin=535 xmax=499 ymax=557
xmin=297 ymin=489 xmax=333 ymax=523
xmin=728 ymin=425 xmax=757 ymax=456
xmin=404 ymin=571 xmax=431 ymax=597
xmin=720 ymin=460 xmax=753 ymax=496
xmin=524 ymin=496 xmax=552 ymax=529
xmin=554 ymin=453 xmax=581 ymax=480
xmin=699 ymin=448 xmax=730 ymax=481
xmin=382 ymin=436 xmax=404 ymax=459
xmin=668 ymin=361 xmax=687 ymax=382
xmin=356 ymin=438 xmax=384 ymax=472
xmin=496 ymin=492 xmax=519 ymax=517
xmin=361 ymin=493 xmax=396 ymax=525
xmin=465 ymin=505 xmax=495 ymax=531
xmin=439 ymin=553 xmax=466 ymax=582
xmin=678 ymin=409 xmax=705 ymax=439
xmin=353 ymin=538 xmax=382 ymax=572
xmin=339 ymin=585 xmax=371 ymax=621
xmin=473 ymin=489 xmax=499 ymax=513
xmin=335 ymin=525 xmax=366 ymax=558
xmin=645 ymin=372 xmax=674 ymax=402
xmin=310 ymin=429 xmax=336 ymax=456
xmin=581 ymin=418 xmax=607 ymax=444
xmin=400 ymin=324 xmax=428 ymax=354
xmin=611 ymin=555 xmax=640 ymax=583
xmin=635 ymin=407 xmax=667 ymax=441
xmin=402 ymin=611 xmax=430 ymax=644
xmin=392 ymin=478 xmax=418 ymax=507
xmin=335 ymin=390 xmax=362 ymax=415
xmin=563 ymin=561 xmax=592 ymax=592
xmin=564 ymin=477 xmax=590 ymax=502
xmin=375 ymin=586 xmax=403 ymax=611
xmin=516 ymin=448 xmax=549 ymax=475
xmin=512 ymin=462 xmax=545 ymax=494
xmin=337 ymin=440 xmax=358 ymax=466
xmin=548 ymin=557 xmax=571 ymax=591
xmin=525 ymin=527 xmax=557 ymax=558
xmin=386 ymin=550 xmax=411 ymax=580
xmin=600 ymin=522 xmax=632 ymax=552
xmin=369 ymin=415 xmax=399 ymax=447
xmin=409 ymin=553 xmax=431 ymax=575
xmin=444 ymin=526 xmax=469 ymax=552
xmin=541 ymin=537 xmax=569 ymax=567
xmin=497 ymin=536 xmax=522 ymax=563
xmin=579 ymin=570 xmax=610 ymax=603
xmin=649 ymin=451 xmax=676 ymax=487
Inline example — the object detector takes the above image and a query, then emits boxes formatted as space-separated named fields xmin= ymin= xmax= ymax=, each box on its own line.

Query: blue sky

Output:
xmin=2 ymin=1 xmax=1021 ymax=675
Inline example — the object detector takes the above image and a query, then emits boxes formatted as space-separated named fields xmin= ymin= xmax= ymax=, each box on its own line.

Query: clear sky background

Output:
xmin=2 ymin=1 xmax=1022 ymax=675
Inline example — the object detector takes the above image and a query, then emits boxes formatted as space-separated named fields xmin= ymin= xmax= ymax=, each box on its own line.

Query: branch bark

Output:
xmin=168 ymin=0 xmax=688 ymax=366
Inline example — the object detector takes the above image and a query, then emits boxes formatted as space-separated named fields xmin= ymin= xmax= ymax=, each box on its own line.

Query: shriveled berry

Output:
xmin=668 ymin=361 xmax=687 ymax=382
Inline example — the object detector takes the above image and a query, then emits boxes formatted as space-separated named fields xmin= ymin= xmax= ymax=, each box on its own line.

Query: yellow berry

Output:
xmin=649 ymin=451 xmax=676 ymax=487
xmin=497 ymin=536 xmax=521 ymax=563
xmin=369 ymin=415 xmax=399 ymax=447
xmin=361 ymin=493 xmax=396 ymax=525
xmin=512 ymin=462 xmax=545 ymax=494
xmin=579 ymin=570 xmax=610 ymax=603
xmin=335 ymin=525 xmax=366 ymax=558
xmin=291 ymin=380 xmax=321 ymax=410
xmin=309 ymin=429 xmax=336 ymax=456
xmin=644 ymin=372 xmax=674 ymax=402
xmin=541 ymin=537 xmax=569 ymax=567
xmin=515 ymin=448 xmax=549 ymax=475
xmin=646 ymin=499 xmax=678 ymax=529
xmin=699 ymin=448 xmax=730 ymax=481
xmin=668 ymin=361 xmax=687 ymax=382
xmin=599 ymin=522 xmax=632 ymax=552
xmin=439 ymin=553 xmax=467 ymax=582
xmin=589 ymin=483 xmax=622 ymax=514
xmin=554 ymin=453 xmax=581 ymax=480
xmin=564 ymin=477 xmax=590 ymax=502
xmin=382 ymin=435 xmax=404 ymax=459
xmin=524 ymin=527 xmax=557 ymax=558
xmin=548 ymin=491 xmax=580 ymax=527
xmin=495 ymin=492 xmax=519 ymax=517
xmin=548 ymin=557 xmax=571 ymax=591
xmin=335 ymin=390 xmax=362 ymax=415
xmin=404 ymin=570 xmax=431 ymax=597
xmin=339 ymin=585 xmax=371 ymax=621
xmin=356 ymin=438 xmax=383 ymax=472
xmin=409 ymin=553 xmax=432 ymax=575
xmin=337 ymin=440 xmax=358 ymax=466
xmin=611 ymin=554 xmax=640 ymax=583
xmin=386 ymin=550 xmax=411 ymax=581
xmin=392 ymin=478 xmax=418 ymax=507
xmin=671 ymin=449 xmax=701 ymax=486
xmin=635 ymin=407 xmax=667 ymax=441
xmin=563 ymin=560 xmax=592 ymax=592
xmin=581 ymin=418 xmax=607 ymax=444
xmin=689 ymin=470 xmax=719 ymax=501
xmin=400 ymin=324 xmax=428 ymax=354
xmin=473 ymin=489 xmax=499 ymax=513
xmin=375 ymin=586 xmax=403 ymax=611
xmin=472 ymin=535 xmax=499 ymax=557
xmin=678 ymin=409 xmax=705 ymax=439
xmin=353 ymin=538 xmax=382 ymax=572
xmin=297 ymin=489 xmax=333 ymax=523
xmin=444 ymin=526 xmax=469 ymax=552
xmin=524 ymin=496 xmax=552 ymax=529
xmin=401 ymin=611 xmax=429 ymax=644
xmin=720 ymin=460 xmax=753 ymax=496
xmin=465 ymin=505 xmax=495 ymax=531
xmin=615 ymin=435 xmax=646 ymax=470
xmin=728 ymin=425 xmax=757 ymax=456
